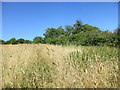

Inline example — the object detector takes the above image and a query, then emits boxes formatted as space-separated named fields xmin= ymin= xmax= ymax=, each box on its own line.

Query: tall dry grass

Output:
xmin=0 ymin=45 xmax=2 ymax=89
xmin=1 ymin=44 xmax=119 ymax=88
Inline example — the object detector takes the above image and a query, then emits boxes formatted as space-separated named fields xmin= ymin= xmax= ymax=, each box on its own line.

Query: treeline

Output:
xmin=0 ymin=20 xmax=119 ymax=46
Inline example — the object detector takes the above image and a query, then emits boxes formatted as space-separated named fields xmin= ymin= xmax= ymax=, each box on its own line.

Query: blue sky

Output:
xmin=2 ymin=2 xmax=118 ymax=41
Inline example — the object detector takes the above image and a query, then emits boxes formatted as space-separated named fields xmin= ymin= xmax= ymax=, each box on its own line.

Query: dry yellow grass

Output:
xmin=1 ymin=44 xmax=119 ymax=88
xmin=0 ymin=45 xmax=2 ymax=89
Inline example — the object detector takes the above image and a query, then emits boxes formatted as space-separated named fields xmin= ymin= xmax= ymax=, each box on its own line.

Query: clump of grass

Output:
xmin=2 ymin=47 xmax=58 ymax=88
xmin=65 ymin=46 xmax=118 ymax=88
xmin=20 ymin=59 xmax=57 ymax=88
xmin=3 ymin=58 xmax=57 ymax=88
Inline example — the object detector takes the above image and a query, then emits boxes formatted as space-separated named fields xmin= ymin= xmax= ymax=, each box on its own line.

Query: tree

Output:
xmin=33 ymin=37 xmax=44 ymax=44
xmin=0 ymin=39 xmax=5 ymax=44
xmin=24 ymin=40 xmax=32 ymax=44
xmin=83 ymin=24 xmax=100 ymax=32
xmin=0 ymin=19 xmax=117 ymax=46
xmin=7 ymin=38 xmax=17 ymax=44
xmin=43 ymin=26 xmax=66 ymax=44
xmin=65 ymin=25 xmax=74 ymax=36
xmin=56 ymin=35 xmax=68 ymax=45
xmin=43 ymin=28 xmax=58 ymax=38
xmin=57 ymin=26 xmax=66 ymax=35
xmin=113 ymin=28 xmax=120 ymax=47
xmin=73 ymin=20 xmax=83 ymax=34
xmin=17 ymin=38 xmax=25 ymax=44
xmin=44 ymin=26 xmax=65 ymax=39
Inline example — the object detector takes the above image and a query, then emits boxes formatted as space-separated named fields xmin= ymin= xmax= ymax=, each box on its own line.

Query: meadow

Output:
xmin=1 ymin=44 xmax=119 ymax=88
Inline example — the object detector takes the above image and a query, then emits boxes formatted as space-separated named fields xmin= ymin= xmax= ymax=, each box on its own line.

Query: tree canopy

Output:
xmin=1 ymin=20 xmax=119 ymax=47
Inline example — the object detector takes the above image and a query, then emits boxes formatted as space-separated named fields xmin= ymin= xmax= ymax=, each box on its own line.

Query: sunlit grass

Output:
xmin=2 ymin=44 xmax=119 ymax=88
xmin=65 ymin=46 xmax=118 ymax=88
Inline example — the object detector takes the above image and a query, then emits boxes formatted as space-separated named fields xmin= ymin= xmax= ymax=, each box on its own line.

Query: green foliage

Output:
xmin=1 ymin=20 xmax=118 ymax=46
xmin=43 ymin=20 xmax=118 ymax=47
xmin=65 ymin=25 xmax=74 ymax=36
xmin=24 ymin=40 xmax=32 ymax=44
xmin=17 ymin=38 xmax=25 ymax=44
xmin=43 ymin=26 xmax=65 ymax=39
xmin=113 ymin=28 xmax=120 ymax=47
xmin=33 ymin=37 xmax=44 ymax=44
xmin=56 ymin=35 xmax=68 ymax=45
xmin=73 ymin=20 xmax=83 ymax=34
xmin=0 ymin=39 xmax=5 ymax=44
xmin=3 ymin=40 xmax=10 ymax=44
xmin=83 ymin=24 xmax=100 ymax=32
xmin=5 ymin=38 xmax=18 ymax=44
xmin=2 ymin=38 xmax=32 ymax=44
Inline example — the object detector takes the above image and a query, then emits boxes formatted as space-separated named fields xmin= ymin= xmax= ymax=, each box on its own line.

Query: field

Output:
xmin=1 ymin=44 xmax=119 ymax=88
